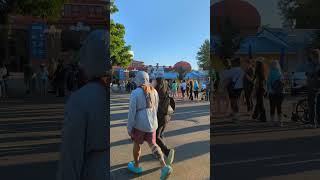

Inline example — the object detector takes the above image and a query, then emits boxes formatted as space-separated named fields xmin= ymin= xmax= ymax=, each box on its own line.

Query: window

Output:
xmin=89 ymin=7 xmax=95 ymax=17
xmin=72 ymin=5 xmax=80 ymax=16
xmin=64 ymin=5 xmax=71 ymax=17
xmin=96 ymin=6 xmax=103 ymax=16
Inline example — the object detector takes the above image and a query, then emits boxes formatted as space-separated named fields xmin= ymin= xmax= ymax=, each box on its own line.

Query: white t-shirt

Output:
xmin=224 ymin=67 xmax=245 ymax=89
xmin=181 ymin=82 xmax=187 ymax=90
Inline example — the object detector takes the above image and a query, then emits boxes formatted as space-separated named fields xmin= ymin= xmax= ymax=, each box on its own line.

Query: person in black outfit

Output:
xmin=189 ymin=80 xmax=194 ymax=100
xmin=54 ymin=62 xmax=66 ymax=97
xmin=155 ymin=77 xmax=175 ymax=165
xmin=243 ymin=60 xmax=254 ymax=112
xmin=252 ymin=59 xmax=267 ymax=122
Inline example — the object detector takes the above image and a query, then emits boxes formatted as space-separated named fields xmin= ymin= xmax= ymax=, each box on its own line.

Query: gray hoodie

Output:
xmin=127 ymin=71 xmax=159 ymax=134
xmin=57 ymin=29 xmax=108 ymax=180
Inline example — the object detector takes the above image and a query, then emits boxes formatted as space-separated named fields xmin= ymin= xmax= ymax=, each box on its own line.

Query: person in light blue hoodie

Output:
xmin=267 ymin=60 xmax=284 ymax=126
xmin=127 ymin=71 xmax=173 ymax=179
xmin=57 ymin=29 xmax=109 ymax=180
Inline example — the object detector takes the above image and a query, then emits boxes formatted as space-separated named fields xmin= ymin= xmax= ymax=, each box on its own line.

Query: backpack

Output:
xmin=227 ymin=76 xmax=239 ymax=94
xmin=160 ymin=95 xmax=175 ymax=116
xmin=272 ymin=79 xmax=284 ymax=94
xmin=194 ymin=83 xmax=199 ymax=91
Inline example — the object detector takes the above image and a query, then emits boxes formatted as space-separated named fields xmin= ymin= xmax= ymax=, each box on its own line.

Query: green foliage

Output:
xmin=213 ymin=18 xmax=242 ymax=65
xmin=197 ymin=39 xmax=210 ymax=70
xmin=110 ymin=1 xmax=119 ymax=14
xmin=110 ymin=19 xmax=133 ymax=67
xmin=279 ymin=0 xmax=320 ymax=29
xmin=278 ymin=0 xmax=320 ymax=47
xmin=0 ymin=0 xmax=69 ymax=23
xmin=110 ymin=2 xmax=133 ymax=67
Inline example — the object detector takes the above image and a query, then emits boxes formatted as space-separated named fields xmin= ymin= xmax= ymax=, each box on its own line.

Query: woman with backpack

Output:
xmin=252 ymin=58 xmax=267 ymax=122
xmin=155 ymin=77 xmax=175 ymax=168
xmin=267 ymin=60 xmax=284 ymax=126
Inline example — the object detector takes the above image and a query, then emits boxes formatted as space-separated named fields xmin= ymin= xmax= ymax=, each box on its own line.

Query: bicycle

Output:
xmin=291 ymin=90 xmax=320 ymax=128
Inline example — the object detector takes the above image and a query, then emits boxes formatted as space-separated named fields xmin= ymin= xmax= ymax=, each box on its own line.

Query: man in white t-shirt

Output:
xmin=180 ymin=80 xmax=187 ymax=98
xmin=224 ymin=58 xmax=245 ymax=121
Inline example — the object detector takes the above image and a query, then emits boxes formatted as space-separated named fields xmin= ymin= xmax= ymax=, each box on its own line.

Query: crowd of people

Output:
xmin=116 ymin=77 xmax=211 ymax=102
xmin=213 ymin=57 xmax=287 ymax=125
xmin=0 ymin=53 xmax=83 ymax=98
xmin=22 ymin=61 xmax=82 ymax=97
xmin=212 ymin=48 xmax=320 ymax=126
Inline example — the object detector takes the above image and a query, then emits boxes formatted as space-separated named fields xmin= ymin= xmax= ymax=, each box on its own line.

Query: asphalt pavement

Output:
xmin=212 ymin=96 xmax=320 ymax=180
xmin=110 ymin=94 xmax=210 ymax=180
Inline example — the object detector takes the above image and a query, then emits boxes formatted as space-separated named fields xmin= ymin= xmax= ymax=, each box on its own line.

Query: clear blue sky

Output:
xmin=112 ymin=0 xmax=210 ymax=70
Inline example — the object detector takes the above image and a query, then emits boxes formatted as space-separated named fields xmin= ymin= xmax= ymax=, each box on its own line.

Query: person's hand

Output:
xmin=128 ymin=131 xmax=132 ymax=137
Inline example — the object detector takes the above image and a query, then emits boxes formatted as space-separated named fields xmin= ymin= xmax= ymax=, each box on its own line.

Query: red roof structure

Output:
xmin=173 ymin=61 xmax=192 ymax=72
xmin=211 ymin=0 xmax=261 ymax=35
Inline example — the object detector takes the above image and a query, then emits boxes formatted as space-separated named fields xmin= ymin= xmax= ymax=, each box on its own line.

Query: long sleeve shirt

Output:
xmin=57 ymin=81 xmax=108 ymax=180
xmin=127 ymin=88 xmax=159 ymax=134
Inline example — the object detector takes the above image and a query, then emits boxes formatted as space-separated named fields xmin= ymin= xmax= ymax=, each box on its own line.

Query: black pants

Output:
xmin=253 ymin=89 xmax=266 ymax=122
xmin=229 ymin=89 xmax=242 ymax=114
xmin=269 ymin=93 xmax=283 ymax=117
xmin=194 ymin=91 xmax=199 ymax=99
xmin=181 ymin=89 xmax=185 ymax=97
xmin=189 ymin=91 xmax=193 ymax=100
xmin=156 ymin=117 xmax=170 ymax=157
xmin=244 ymin=86 xmax=253 ymax=112
xmin=56 ymin=81 xmax=65 ymax=97
xmin=308 ymin=91 xmax=320 ymax=124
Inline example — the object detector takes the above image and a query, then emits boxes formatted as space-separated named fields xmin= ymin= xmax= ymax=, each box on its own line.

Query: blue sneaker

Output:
xmin=160 ymin=165 xmax=173 ymax=180
xmin=128 ymin=161 xmax=143 ymax=174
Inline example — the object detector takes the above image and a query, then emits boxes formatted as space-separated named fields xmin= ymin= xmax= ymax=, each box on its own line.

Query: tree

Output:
xmin=278 ymin=0 xmax=320 ymax=46
xmin=212 ymin=18 xmax=242 ymax=69
xmin=110 ymin=1 xmax=133 ymax=67
xmin=279 ymin=0 xmax=320 ymax=29
xmin=197 ymin=39 xmax=210 ymax=70
xmin=1 ymin=0 xmax=69 ymax=24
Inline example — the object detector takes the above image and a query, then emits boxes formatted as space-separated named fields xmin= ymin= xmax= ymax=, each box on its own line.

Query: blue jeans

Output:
xmin=39 ymin=79 xmax=48 ymax=96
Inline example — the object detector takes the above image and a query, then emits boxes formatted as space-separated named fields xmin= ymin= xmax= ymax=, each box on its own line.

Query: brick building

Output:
xmin=6 ymin=0 xmax=110 ymax=72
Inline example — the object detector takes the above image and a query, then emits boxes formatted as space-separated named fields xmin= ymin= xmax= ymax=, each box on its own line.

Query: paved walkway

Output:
xmin=212 ymin=96 xmax=320 ymax=180
xmin=0 ymin=97 xmax=65 ymax=180
xmin=110 ymin=94 xmax=210 ymax=179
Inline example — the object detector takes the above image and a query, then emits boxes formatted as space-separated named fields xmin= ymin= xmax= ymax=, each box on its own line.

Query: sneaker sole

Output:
xmin=161 ymin=169 xmax=172 ymax=180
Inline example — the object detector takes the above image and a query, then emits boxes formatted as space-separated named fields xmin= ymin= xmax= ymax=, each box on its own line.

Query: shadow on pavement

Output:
xmin=0 ymin=161 xmax=58 ymax=180
xmin=0 ymin=98 xmax=64 ymax=180
xmin=111 ymin=140 xmax=209 ymax=179
xmin=212 ymin=135 xmax=320 ymax=180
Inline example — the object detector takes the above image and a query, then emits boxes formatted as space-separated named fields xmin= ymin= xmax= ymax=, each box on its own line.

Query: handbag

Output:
xmin=167 ymin=104 xmax=174 ymax=115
